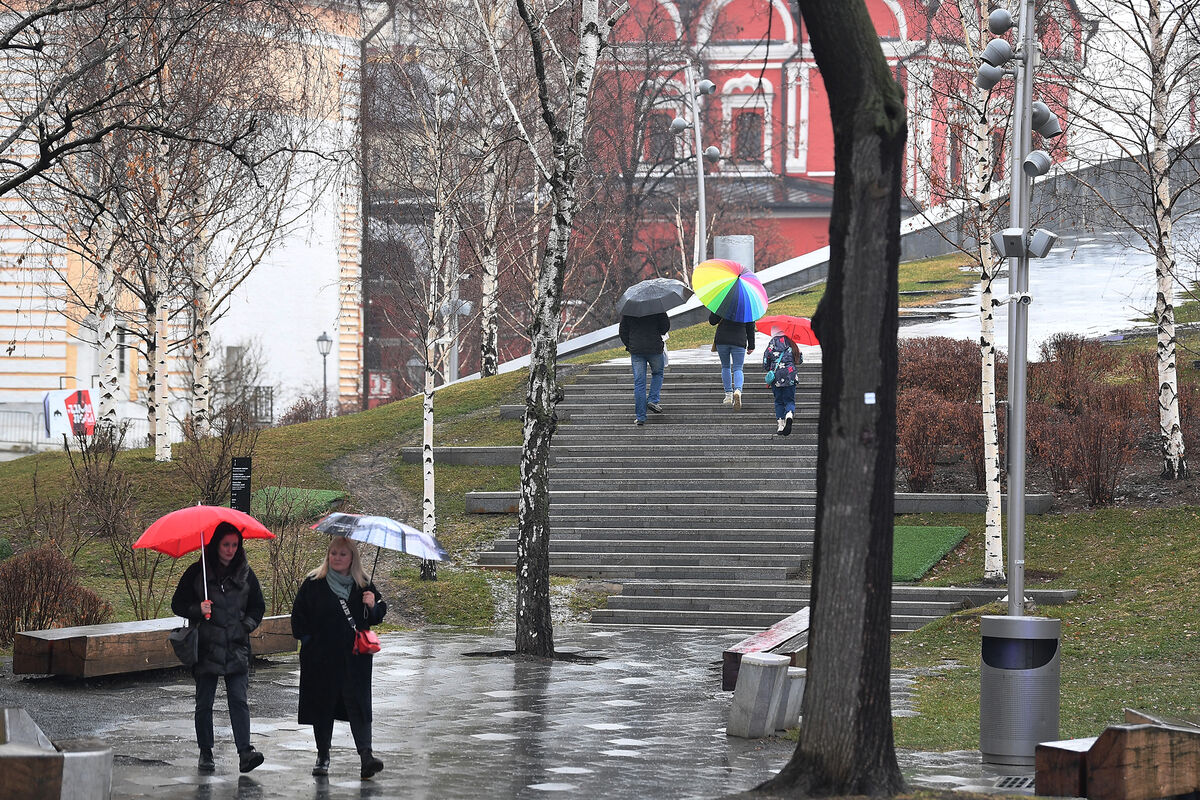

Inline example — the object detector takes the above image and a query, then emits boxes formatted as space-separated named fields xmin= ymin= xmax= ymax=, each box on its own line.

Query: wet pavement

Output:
xmin=1 ymin=625 xmax=1035 ymax=799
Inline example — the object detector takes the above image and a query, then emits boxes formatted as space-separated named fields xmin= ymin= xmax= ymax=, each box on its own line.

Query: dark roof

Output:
xmin=708 ymin=174 xmax=835 ymax=211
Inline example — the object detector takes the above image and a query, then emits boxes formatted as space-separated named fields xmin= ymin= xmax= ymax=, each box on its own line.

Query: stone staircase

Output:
xmin=477 ymin=350 xmax=964 ymax=631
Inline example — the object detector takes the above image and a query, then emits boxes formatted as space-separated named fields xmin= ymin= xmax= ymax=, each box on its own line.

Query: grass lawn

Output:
xmin=893 ymin=526 xmax=968 ymax=582
xmin=891 ymin=506 xmax=1200 ymax=750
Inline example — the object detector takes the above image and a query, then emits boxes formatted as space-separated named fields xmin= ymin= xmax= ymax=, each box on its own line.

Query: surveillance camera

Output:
xmin=981 ymin=38 xmax=1014 ymax=67
xmin=1023 ymin=150 xmax=1053 ymax=178
xmin=990 ymin=228 xmax=1026 ymax=258
xmin=988 ymin=8 xmax=1015 ymax=35
xmin=975 ymin=63 xmax=1005 ymax=91
xmin=1028 ymin=228 xmax=1058 ymax=258
xmin=1016 ymin=292 xmax=1032 ymax=306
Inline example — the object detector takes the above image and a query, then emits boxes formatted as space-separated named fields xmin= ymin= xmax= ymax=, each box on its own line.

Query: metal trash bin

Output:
xmin=979 ymin=615 xmax=1060 ymax=765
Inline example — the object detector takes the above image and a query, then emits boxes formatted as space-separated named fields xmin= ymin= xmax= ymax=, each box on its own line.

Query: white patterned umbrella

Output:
xmin=313 ymin=513 xmax=448 ymax=563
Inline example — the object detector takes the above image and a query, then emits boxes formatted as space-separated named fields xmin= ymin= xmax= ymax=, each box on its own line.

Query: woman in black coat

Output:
xmin=709 ymin=311 xmax=757 ymax=407
xmin=291 ymin=535 xmax=387 ymax=780
xmin=171 ymin=521 xmax=266 ymax=774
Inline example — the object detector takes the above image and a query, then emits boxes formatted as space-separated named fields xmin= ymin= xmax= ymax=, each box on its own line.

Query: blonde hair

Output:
xmin=307 ymin=536 xmax=369 ymax=587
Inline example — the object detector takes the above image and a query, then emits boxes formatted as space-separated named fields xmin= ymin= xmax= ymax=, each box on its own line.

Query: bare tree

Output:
xmin=0 ymin=1 xmax=290 ymax=197
xmin=475 ymin=0 xmax=627 ymax=656
xmin=749 ymin=0 xmax=906 ymax=795
xmin=1054 ymin=0 xmax=1199 ymax=478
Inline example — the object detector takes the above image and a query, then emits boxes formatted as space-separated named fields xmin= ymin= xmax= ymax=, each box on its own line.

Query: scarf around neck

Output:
xmin=325 ymin=568 xmax=354 ymax=601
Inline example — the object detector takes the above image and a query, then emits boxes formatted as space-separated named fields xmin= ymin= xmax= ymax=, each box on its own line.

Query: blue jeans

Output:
xmin=630 ymin=352 xmax=665 ymax=421
xmin=716 ymin=344 xmax=746 ymax=392
xmin=194 ymin=670 xmax=251 ymax=752
xmin=773 ymin=385 xmax=796 ymax=420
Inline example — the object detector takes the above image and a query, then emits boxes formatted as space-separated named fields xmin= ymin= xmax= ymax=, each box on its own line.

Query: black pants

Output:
xmin=313 ymin=678 xmax=372 ymax=755
xmin=194 ymin=670 xmax=250 ymax=752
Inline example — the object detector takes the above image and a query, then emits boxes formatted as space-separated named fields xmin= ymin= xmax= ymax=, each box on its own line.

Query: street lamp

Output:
xmin=975 ymin=0 xmax=1064 ymax=766
xmin=316 ymin=331 xmax=332 ymax=417
xmin=671 ymin=63 xmax=719 ymax=262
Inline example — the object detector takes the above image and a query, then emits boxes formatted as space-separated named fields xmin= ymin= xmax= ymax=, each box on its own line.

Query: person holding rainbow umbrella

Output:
xmin=692 ymin=258 xmax=768 ymax=407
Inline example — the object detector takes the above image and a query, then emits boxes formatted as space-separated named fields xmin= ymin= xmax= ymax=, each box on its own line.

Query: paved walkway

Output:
xmin=2 ymin=626 xmax=1034 ymax=799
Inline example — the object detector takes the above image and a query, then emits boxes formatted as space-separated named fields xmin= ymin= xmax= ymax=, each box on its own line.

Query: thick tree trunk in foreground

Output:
xmin=755 ymin=1 xmax=905 ymax=795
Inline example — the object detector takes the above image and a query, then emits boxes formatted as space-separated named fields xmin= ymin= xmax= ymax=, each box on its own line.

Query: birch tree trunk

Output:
xmin=1149 ymin=0 xmax=1187 ymax=479
xmin=756 ymin=0 xmax=905 ymax=794
xmin=478 ymin=131 xmax=502 ymax=377
xmin=95 ymin=249 xmax=120 ymax=429
xmin=153 ymin=257 xmax=171 ymax=462
xmin=510 ymin=0 xmax=616 ymax=657
xmin=966 ymin=35 xmax=1005 ymax=582
xmin=190 ymin=245 xmax=213 ymax=437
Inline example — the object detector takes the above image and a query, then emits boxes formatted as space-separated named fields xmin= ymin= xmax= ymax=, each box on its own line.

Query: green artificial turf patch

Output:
xmin=251 ymin=487 xmax=345 ymax=524
xmin=894 ymin=525 xmax=969 ymax=581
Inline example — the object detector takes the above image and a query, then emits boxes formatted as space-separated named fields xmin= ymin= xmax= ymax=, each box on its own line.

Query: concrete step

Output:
xmin=546 ymin=489 xmax=816 ymax=504
xmin=477 ymin=550 xmax=808 ymax=569
xmin=586 ymin=608 xmax=937 ymax=631
xmin=550 ymin=477 xmax=817 ymax=492
xmin=529 ymin=564 xmax=807 ymax=581
xmin=551 ymin=443 xmax=818 ymax=455
xmin=570 ymin=363 xmax=822 ymax=376
xmin=483 ymin=538 xmax=813 ymax=555
xmin=551 ymin=456 xmax=817 ymax=468
xmin=554 ymin=431 xmax=820 ymax=443
xmin=599 ymin=594 xmax=960 ymax=617
xmin=551 ymin=514 xmax=815 ymax=529
xmin=539 ymin=527 xmax=814 ymax=540
xmin=563 ymin=413 xmax=819 ymax=424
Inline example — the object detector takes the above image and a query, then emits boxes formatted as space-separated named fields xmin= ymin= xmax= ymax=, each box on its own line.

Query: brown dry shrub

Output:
xmin=0 ymin=545 xmax=113 ymax=645
xmin=897 ymin=388 xmax=958 ymax=492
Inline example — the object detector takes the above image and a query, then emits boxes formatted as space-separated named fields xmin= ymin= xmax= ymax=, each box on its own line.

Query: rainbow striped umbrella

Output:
xmin=691 ymin=259 xmax=769 ymax=323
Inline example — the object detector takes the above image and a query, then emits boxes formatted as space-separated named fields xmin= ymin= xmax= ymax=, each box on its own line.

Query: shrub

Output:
xmin=0 ymin=545 xmax=112 ymax=645
xmin=897 ymin=388 xmax=957 ymax=492
xmin=175 ymin=403 xmax=260 ymax=506
xmin=952 ymin=400 xmax=1004 ymax=491
xmin=0 ymin=537 xmax=11 ymax=561
xmin=1031 ymin=333 xmax=1120 ymax=413
xmin=1028 ymin=402 xmax=1076 ymax=493
xmin=279 ymin=395 xmax=324 ymax=426
xmin=899 ymin=337 xmax=982 ymax=402
xmin=1070 ymin=385 xmax=1139 ymax=506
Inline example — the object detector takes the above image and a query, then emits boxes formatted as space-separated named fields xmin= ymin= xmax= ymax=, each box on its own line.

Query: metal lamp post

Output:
xmin=974 ymin=1 xmax=1064 ymax=766
xmin=671 ymin=62 xmax=720 ymax=262
xmin=316 ymin=331 xmax=332 ymax=417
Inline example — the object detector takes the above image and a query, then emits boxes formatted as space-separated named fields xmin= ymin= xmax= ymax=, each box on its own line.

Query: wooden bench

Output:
xmin=721 ymin=607 xmax=809 ymax=691
xmin=1036 ymin=709 xmax=1200 ymax=800
xmin=12 ymin=615 xmax=295 ymax=678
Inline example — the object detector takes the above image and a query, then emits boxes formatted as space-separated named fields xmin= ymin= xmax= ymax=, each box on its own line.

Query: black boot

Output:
xmin=238 ymin=746 xmax=264 ymax=773
xmin=359 ymin=750 xmax=384 ymax=780
xmin=198 ymin=748 xmax=215 ymax=773
xmin=312 ymin=750 xmax=330 ymax=777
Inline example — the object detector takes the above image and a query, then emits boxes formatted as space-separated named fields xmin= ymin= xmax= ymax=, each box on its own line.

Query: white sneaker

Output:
xmin=733 ymin=390 xmax=742 ymax=409
xmin=776 ymin=419 xmax=785 ymax=434
xmin=722 ymin=392 xmax=733 ymax=405
xmin=782 ymin=411 xmax=793 ymax=436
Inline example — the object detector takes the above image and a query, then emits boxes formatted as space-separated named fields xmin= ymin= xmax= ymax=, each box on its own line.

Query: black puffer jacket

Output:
xmin=709 ymin=312 xmax=756 ymax=350
xmin=171 ymin=546 xmax=265 ymax=677
xmin=619 ymin=312 xmax=669 ymax=355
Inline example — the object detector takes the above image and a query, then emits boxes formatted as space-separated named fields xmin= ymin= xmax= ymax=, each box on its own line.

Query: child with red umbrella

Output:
xmin=757 ymin=316 xmax=818 ymax=436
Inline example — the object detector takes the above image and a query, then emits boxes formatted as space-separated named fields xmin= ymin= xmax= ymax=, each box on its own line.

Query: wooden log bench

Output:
xmin=1036 ymin=710 xmax=1200 ymax=800
xmin=721 ymin=607 xmax=809 ymax=691
xmin=12 ymin=615 xmax=295 ymax=678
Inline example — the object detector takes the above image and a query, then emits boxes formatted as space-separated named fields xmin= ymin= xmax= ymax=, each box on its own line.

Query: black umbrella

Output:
xmin=615 ymin=278 xmax=690 ymax=317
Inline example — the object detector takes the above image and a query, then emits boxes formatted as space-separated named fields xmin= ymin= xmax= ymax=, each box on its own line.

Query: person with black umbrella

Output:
xmin=615 ymin=278 xmax=689 ymax=427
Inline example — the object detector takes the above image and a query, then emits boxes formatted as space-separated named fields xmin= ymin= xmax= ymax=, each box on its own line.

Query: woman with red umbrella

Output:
xmin=170 ymin=521 xmax=267 ymax=774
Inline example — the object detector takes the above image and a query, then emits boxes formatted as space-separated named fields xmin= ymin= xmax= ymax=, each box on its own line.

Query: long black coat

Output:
xmin=291 ymin=576 xmax=387 ymax=725
xmin=171 ymin=558 xmax=265 ymax=676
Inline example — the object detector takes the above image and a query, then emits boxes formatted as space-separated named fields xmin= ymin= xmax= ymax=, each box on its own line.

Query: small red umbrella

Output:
xmin=134 ymin=505 xmax=274 ymax=615
xmin=755 ymin=315 xmax=819 ymax=346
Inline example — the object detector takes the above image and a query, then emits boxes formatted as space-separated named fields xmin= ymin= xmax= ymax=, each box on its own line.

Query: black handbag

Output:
xmin=169 ymin=625 xmax=199 ymax=667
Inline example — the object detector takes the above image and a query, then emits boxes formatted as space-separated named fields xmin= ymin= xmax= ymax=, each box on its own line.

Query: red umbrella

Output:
xmin=134 ymin=505 xmax=274 ymax=614
xmin=755 ymin=315 xmax=819 ymax=346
